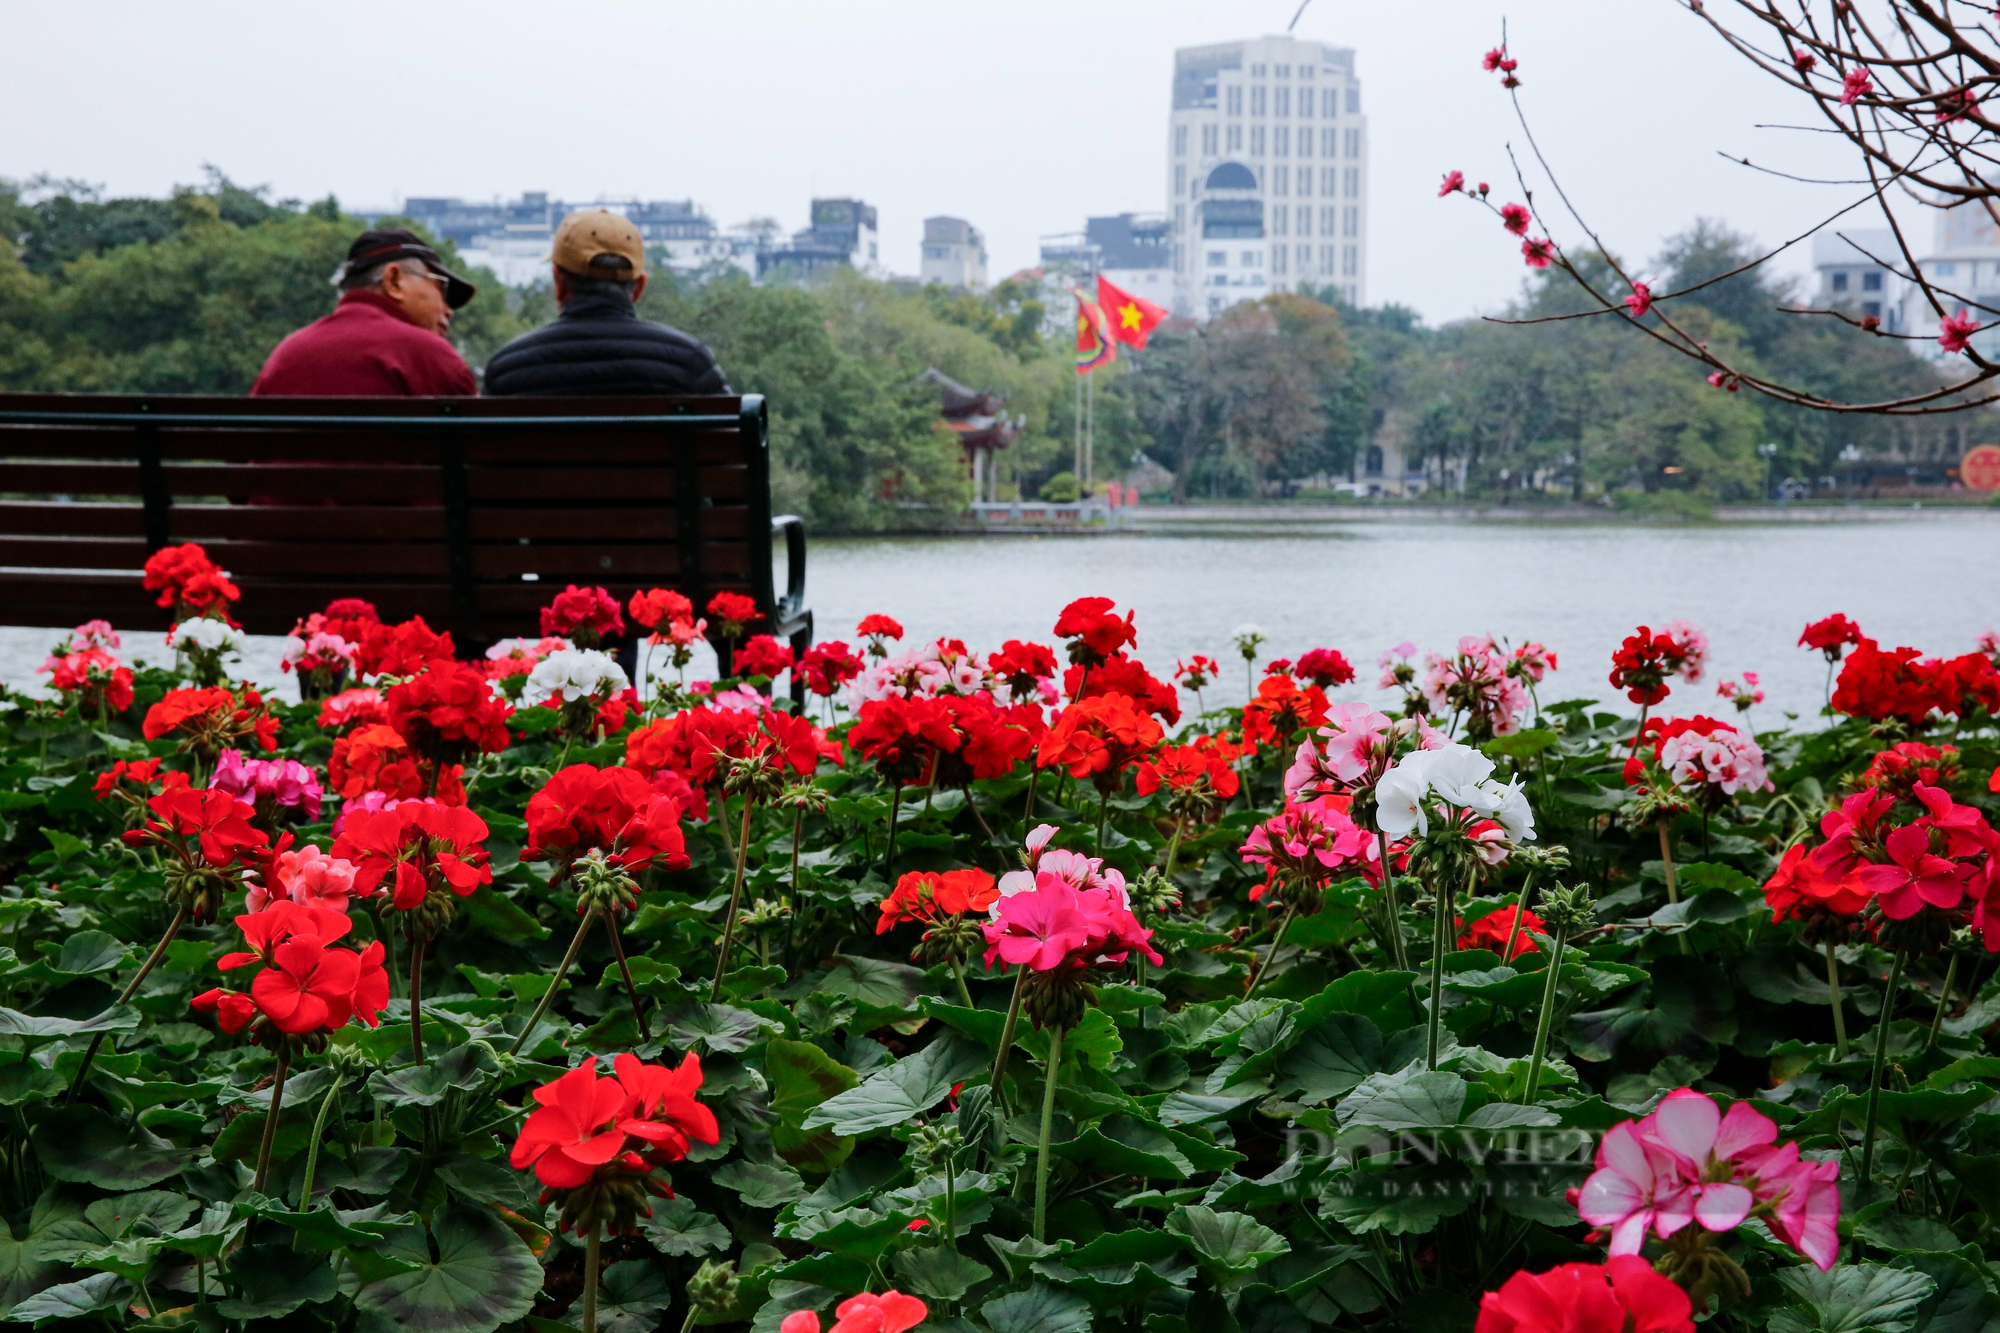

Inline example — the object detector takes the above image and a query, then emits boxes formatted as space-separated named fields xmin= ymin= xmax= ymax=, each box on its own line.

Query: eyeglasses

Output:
xmin=396 ymin=262 xmax=450 ymax=293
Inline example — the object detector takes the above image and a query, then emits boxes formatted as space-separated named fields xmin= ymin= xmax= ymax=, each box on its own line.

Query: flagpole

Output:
xmin=1085 ymin=370 xmax=1095 ymax=489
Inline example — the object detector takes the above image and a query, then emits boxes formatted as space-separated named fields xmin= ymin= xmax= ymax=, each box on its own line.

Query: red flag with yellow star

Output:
xmin=1097 ymin=275 xmax=1169 ymax=350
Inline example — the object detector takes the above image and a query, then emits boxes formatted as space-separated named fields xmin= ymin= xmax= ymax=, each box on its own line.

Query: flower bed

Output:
xmin=3 ymin=541 xmax=1999 ymax=1333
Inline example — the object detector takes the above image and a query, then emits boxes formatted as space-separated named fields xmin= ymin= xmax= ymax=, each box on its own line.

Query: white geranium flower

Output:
xmin=1420 ymin=743 xmax=1497 ymax=809
xmin=520 ymin=648 xmax=629 ymax=709
xmin=1373 ymin=752 xmax=1433 ymax=839
xmin=1490 ymin=779 xmax=1538 ymax=844
xmin=169 ymin=618 xmax=243 ymax=656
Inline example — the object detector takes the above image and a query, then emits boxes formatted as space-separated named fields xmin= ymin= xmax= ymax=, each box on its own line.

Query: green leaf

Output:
xmin=366 ymin=1042 xmax=499 ymax=1108
xmin=642 ymin=1196 xmax=732 ymax=1258
xmin=1321 ymin=1163 xmax=1479 ymax=1235
xmin=1775 ymin=1264 xmax=1937 ymax=1333
xmin=1157 ymin=1092 xmax=1257 ymax=1127
xmin=568 ymin=1260 xmax=670 ymax=1333
xmin=0 ymin=1007 xmax=137 ymax=1041
xmin=457 ymin=885 xmax=550 ymax=943
xmin=1164 ymin=1205 xmax=1289 ymax=1278
xmin=980 ymin=1282 xmax=1094 ymax=1333
xmin=765 ymin=1038 xmax=858 ymax=1173
xmin=1482 ymin=729 xmax=1557 ymax=759
xmin=781 ymin=1207 xmax=914 ymax=1263
xmin=53 ymin=932 xmax=126 ymax=977
xmin=891 ymin=1245 xmax=992 ymax=1302
xmin=1053 ymin=1117 xmax=1194 ymax=1180
xmin=1334 ymin=1069 xmax=1469 ymax=1134
xmin=713 ymin=1160 xmax=806 ymax=1209
xmin=1020 ymin=1008 xmax=1121 ymax=1073
xmin=7 ymin=1272 xmax=127 ymax=1324
xmin=215 ymin=1243 xmax=338 ymax=1319
xmin=665 ymin=1002 xmax=781 ymax=1055
xmin=820 ymin=954 xmax=925 ymax=1009
xmin=352 ymin=1204 xmax=542 ymax=1333
xmin=1296 ymin=970 xmax=1421 ymax=1033
xmin=802 ymin=1037 xmax=984 ymax=1136
xmin=1276 ymin=1013 xmax=1385 ymax=1103
xmin=31 ymin=1107 xmax=182 ymax=1189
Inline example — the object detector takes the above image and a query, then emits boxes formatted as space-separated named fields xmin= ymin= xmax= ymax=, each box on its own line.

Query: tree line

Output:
xmin=0 ymin=174 xmax=1977 ymax=529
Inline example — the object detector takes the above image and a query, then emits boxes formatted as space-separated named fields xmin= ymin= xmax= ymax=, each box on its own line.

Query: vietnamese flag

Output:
xmin=1097 ymin=276 xmax=1168 ymax=350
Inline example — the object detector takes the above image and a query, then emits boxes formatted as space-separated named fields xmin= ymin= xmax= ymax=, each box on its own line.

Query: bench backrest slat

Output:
xmin=0 ymin=393 xmax=797 ymax=654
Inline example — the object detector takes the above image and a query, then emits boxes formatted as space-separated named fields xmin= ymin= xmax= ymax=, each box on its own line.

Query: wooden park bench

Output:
xmin=0 ymin=393 xmax=812 ymax=680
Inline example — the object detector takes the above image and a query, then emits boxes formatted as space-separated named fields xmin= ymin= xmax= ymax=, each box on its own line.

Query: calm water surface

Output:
xmin=4 ymin=518 xmax=1996 ymax=720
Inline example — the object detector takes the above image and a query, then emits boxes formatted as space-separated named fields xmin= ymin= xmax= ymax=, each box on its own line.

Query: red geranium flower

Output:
xmin=876 ymin=868 xmax=999 ymax=933
xmin=353 ymin=616 xmax=455 ymax=680
xmin=142 ymin=542 xmax=240 ymax=622
xmin=93 ymin=757 xmax=165 ymax=802
xmin=1242 ymin=675 xmax=1331 ymax=748
xmin=541 ymin=584 xmax=625 ymax=648
xmin=1036 ymin=693 xmax=1163 ymax=794
xmin=781 ymin=1292 xmax=929 ymax=1333
xmin=798 ymin=640 xmax=866 ymax=697
xmin=1134 ymin=740 xmax=1242 ymax=802
xmin=734 ymin=634 xmax=794 ymax=681
xmin=629 ymin=587 xmax=694 ymax=632
xmin=990 ymin=639 xmax=1058 ymax=702
xmin=1475 ymin=1257 xmax=1693 ymax=1333
xmin=1458 ymin=905 xmax=1544 ymax=959
xmin=1293 ymin=647 xmax=1356 ymax=689
xmin=332 ymin=802 xmax=492 ymax=912
xmin=525 ymin=763 xmax=689 ymax=877
xmin=1799 ymin=613 xmax=1863 ymax=662
xmin=317 ymin=686 xmax=389 ymax=731
xmin=707 ymin=591 xmax=760 ymax=640
xmin=856 ymin=614 xmax=904 ymax=641
xmin=124 ymin=786 xmax=269 ymax=870
xmin=508 ymin=1052 xmax=719 ymax=1234
xmin=1063 ymin=653 xmax=1182 ymax=724
xmin=1608 ymin=626 xmax=1688 ymax=706
xmin=1831 ymin=639 xmax=1940 ymax=726
xmin=386 ymin=661 xmax=512 ymax=767
xmin=1053 ymin=596 xmax=1137 ymax=666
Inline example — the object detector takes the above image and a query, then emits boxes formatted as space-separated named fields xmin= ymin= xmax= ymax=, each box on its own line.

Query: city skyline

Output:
xmin=4 ymin=0 xmax=1873 ymax=324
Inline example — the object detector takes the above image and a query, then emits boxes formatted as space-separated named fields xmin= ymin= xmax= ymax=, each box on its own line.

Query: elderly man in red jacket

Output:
xmin=252 ymin=228 xmax=478 ymax=396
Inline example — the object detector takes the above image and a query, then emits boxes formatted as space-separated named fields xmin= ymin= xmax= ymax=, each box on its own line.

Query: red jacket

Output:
xmin=251 ymin=290 xmax=477 ymax=397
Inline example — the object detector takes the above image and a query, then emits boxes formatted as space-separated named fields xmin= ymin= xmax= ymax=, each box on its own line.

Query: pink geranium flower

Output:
xmin=1860 ymin=824 xmax=1965 ymax=918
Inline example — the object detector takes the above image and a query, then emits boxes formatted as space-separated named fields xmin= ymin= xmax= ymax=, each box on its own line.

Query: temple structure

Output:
xmin=921 ymin=369 xmax=1020 ymax=504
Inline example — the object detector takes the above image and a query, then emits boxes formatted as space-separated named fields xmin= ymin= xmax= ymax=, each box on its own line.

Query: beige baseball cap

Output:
xmin=547 ymin=209 xmax=648 ymax=278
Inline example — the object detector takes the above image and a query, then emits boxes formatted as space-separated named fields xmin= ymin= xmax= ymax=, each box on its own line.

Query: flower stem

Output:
xmin=603 ymin=912 xmax=650 ymax=1042
xmin=1163 ymin=813 xmax=1186 ymax=877
xmin=1424 ymin=866 xmax=1457 ymax=1071
xmin=989 ymin=966 xmax=1029 ymax=1101
xmin=1378 ymin=831 xmax=1408 ymax=972
xmin=952 ymin=958 xmax=974 ymax=1010
xmin=1826 ymin=941 xmax=1849 ymax=1060
xmin=1022 ymin=769 xmax=1039 ymax=830
xmin=1656 ymin=819 xmax=1691 ymax=956
xmin=581 ymin=1225 xmax=602 ymax=1333
xmin=1926 ymin=950 xmax=1958 ymax=1054
xmin=710 ymin=797 xmax=756 ymax=1003
xmin=1501 ymin=870 xmax=1537 ymax=965
xmin=1033 ymin=1024 xmax=1065 ymax=1243
xmin=1524 ymin=922 xmax=1569 ymax=1102
xmin=408 ymin=932 xmax=427 ymax=1065
xmin=252 ymin=1047 xmax=292 ymax=1195
xmin=883 ymin=783 xmax=901 ymax=882
xmin=1858 ymin=949 xmax=1905 ymax=1185
xmin=511 ymin=907 xmax=596 ymax=1056
xmin=943 ymin=1153 xmax=957 ymax=1243
xmin=65 ymin=903 xmax=188 ymax=1100
xmin=296 ymin=1069 xmax=346 ymax=1209
xmin=1247 ymin=904 xmax=1298 ymax=999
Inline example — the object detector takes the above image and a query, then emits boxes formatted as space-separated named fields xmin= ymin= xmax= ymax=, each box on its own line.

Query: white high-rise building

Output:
xmin=920 ymin=217 xmax=988 ymax=290
xmin=1167 ymin=35 xmax=1368 ymax=318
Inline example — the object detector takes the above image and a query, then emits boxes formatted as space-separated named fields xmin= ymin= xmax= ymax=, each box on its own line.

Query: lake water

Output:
xmin=5 ymin=516 xmax=1996 ymax=722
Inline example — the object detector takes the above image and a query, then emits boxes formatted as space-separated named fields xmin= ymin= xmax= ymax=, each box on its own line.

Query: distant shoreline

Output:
xmin=924 ymin=501 xmax=1999 ymax=536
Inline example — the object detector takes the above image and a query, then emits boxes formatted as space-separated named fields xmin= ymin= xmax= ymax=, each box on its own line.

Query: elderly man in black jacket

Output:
xmin=485 ymin=209 xmax=730 ymax=396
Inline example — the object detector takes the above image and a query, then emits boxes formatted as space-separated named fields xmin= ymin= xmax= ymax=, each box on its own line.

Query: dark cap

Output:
xmin=332 ymin=228 xmax=477 ymax=309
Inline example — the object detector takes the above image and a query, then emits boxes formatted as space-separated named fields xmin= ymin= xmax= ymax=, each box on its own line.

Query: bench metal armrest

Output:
xmin=772 ymin=514 xmax=808 ymax=629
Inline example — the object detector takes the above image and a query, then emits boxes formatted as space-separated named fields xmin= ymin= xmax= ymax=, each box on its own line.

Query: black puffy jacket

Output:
xmin=483 ymin=289 xmax=731 ymax=397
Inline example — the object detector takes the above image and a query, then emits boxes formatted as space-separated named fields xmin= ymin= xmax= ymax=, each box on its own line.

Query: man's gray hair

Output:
xmin=335 ymin=256 xmax=432 ymax=294
xmin=560 ymin=253 xmax=641 ymax=305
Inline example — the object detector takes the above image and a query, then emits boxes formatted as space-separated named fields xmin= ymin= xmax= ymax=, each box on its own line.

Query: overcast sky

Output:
xmin=4 ymin=0 xmax=1882 ymax=324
